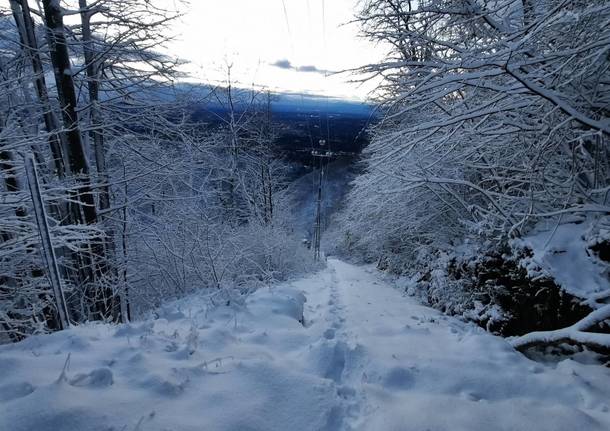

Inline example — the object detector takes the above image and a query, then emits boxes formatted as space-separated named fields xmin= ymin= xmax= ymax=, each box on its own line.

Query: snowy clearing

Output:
xmin=1 ymin=259 xmax=609 ymax=431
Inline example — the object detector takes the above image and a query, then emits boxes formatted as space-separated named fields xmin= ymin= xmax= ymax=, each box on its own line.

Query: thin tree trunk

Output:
xmin=0 ymin=61 xmax=61 ymax=336
xmin=12 ymin=0 xmax=66 ymax=177
xmin=78 ymin=0 xmax=126 ymax=320
xmin=79 ymin=0 xmax=110 ymax=212
xmin=25 ymin=155 xmax=71 ymax=330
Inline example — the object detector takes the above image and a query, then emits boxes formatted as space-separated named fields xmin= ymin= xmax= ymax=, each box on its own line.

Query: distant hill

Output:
xmin=172 ymin=83 xmax=377 ymax=117
xmin=173 ymin=83 xmax=378 ymax=163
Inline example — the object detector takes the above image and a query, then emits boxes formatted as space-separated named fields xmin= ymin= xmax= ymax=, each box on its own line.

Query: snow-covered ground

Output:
xmin=1 ymin=260 xmax=609 ymax=431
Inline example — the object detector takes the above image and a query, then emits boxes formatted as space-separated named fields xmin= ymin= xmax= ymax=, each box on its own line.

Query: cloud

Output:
xmin=296 ymin=65 xmax=321 ymax=73
xmin=272 ymin=59 xmax=293 ymax=70
xmin=270 ymin=59 xmax=333 ymax=75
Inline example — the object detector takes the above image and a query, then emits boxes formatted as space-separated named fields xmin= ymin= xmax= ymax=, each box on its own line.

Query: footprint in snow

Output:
xmin=383 ymin=366 xmax=415 ymax=391
xmin=337 ymin=385 xmax=356 ymax=399
xmin=0 ymin=381 xmax=35 ymax=402
xmin=461 ymin=391 xmax=484 ymax=402
xmin=69 ymin=368 xmax=114 ymax=388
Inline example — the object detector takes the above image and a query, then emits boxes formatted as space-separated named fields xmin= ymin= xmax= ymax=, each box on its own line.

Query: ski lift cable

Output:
xmin=321 ymin=0 xmax=331 ymax=233
xmin=322 ymin=0 xmax=331 ymax=147
xmin=280 ymin=0 xmax=294 ymax=54
xmin=278 ymin=1 xmax=316 ymax=194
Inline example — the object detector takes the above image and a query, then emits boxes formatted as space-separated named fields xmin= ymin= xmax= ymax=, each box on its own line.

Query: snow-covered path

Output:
xmin=1 ymin=259 xmax=610 ymax=431
xmin=313 ymin=260 xmax=610 ymax=430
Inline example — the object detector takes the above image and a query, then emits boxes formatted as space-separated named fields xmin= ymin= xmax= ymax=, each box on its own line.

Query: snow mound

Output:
xmin=0 ymin=286 xmax=337 ymax=431
xmin=516 ymin=219 xmax=610 ymax=300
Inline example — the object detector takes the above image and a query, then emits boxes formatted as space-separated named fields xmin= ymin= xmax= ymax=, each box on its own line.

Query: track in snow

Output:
xmin=300 ymin=259 xmax=610 ymax=431
xmin=1 ymin=259 xmax=609 ymax=431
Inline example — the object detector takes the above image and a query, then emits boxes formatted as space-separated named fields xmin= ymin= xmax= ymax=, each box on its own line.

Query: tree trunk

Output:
xmin=78 ymin=0 xmax=110 ymax=213
xmin=79 ymin=0 xmax=127 ymax=321
xmin=41 ymin=0 xmax=120 ymax=322
xmin=12 ymin=0 xmax=66 ymax=177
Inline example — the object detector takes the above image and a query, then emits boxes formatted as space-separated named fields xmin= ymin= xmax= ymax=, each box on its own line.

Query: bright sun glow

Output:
xmin=166 ymin=0 xmax=383 ymax=99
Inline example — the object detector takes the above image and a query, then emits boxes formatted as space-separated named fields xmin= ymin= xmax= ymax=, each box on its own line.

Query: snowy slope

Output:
xmin=285 ymin=161 xmax=356 ymax=240
xmin=1 ymin=260 xmax=610 ymax=431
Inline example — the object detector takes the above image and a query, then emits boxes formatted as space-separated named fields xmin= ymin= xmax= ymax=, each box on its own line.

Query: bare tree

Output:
xmin=338 ymin=0 xmax=610 ymax=349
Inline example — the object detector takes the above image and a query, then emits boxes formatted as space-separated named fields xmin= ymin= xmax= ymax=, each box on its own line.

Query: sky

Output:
xmin=167 ymin=0 xmax=383 ymax=100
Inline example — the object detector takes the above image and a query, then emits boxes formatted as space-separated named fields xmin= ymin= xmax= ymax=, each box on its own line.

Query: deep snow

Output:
xmin=1 ymin=260 xmax=609 ymax=431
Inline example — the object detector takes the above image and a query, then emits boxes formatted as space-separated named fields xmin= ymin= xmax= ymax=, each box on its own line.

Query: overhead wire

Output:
xmin=277 ymin=0 xmax=334 ymax=253
xmin=321 ymin=0 xmax=331 ymax=237
xmin=280 ymin=0 xmax=294 ymax=53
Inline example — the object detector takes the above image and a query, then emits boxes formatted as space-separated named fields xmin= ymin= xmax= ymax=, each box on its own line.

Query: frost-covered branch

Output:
xmin=511 ymin=305 xmax=610 ymax=352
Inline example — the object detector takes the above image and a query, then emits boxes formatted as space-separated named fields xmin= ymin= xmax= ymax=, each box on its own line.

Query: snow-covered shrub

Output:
xmin=121 ymin=165 xmax=320 ymax=316
xmin=128 ymin=218 xmax=318 ymax=315
xmin=332 ymin=0 xmax=610 ymax=343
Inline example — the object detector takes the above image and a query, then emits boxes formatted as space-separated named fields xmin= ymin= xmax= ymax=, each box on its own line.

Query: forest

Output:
xmin=0 ymin=1 xmax=609 ymax=430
